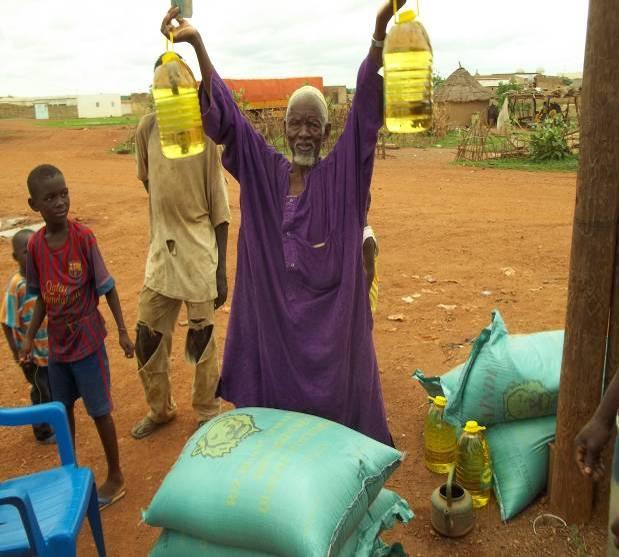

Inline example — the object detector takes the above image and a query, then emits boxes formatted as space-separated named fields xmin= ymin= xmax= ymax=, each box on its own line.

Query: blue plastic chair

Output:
xmin=0 ymin=402 xmax=106 ymax=556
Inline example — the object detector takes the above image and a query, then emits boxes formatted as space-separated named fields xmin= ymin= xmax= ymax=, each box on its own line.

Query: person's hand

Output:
xmin=215 ymin=268 xmax=228 ymax=310
xmin=378 ymin=0 xmax=407 ymax=21
xmin=161 ymin=7 xmax=200 ymax=45
xmin=19 ymin=336 xmax=33 ymax=365
xmin=119 ymin=330 xmax=135 ymax=359
xmin=575 ymin=415 xmax=614 ymax=481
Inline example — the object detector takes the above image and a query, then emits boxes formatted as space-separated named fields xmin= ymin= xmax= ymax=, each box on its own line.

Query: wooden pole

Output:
xmin=549 ymin=0 xmax=619 ymax=524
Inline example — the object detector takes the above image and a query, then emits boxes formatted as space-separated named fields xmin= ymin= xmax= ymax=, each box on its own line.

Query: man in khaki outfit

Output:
xmin=131 ymin=87 xmax=230 ymax=439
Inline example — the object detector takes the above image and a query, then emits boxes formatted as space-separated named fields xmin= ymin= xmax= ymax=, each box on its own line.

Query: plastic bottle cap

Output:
xmin=429 ymin=395 xmax=447 ymax=408
xmin=397 ymin=10 xmax=417 ymax=23
xmin=464 ymin=420 xmax=486 ymax=433
xmin=161 ymin=51 xmax=180 ymax=64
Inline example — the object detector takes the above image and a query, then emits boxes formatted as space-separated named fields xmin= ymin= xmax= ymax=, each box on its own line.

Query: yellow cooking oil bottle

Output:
xmin=153 ymin=42 xmax=205 ymax=159
xmin=424 ymin=396 xmax=457 ymax=473
xmin=383 ymin=0 xmax=433 ymax=133
xmin=455 ymin=421 xmax=492 ymax=508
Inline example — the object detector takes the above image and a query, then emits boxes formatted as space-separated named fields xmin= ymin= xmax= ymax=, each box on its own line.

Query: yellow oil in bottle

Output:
xmin=384 ymin=50 xmax=433 ymax=133
xmin=383 ymin=9 xmax=433 ymax=134
xmin=424 ymin=396 xmax=457 ymax=474
xmin=455 ymin=421 xmax=492 ymax=508
xmin=153 ymin=51 xmax=205 ymax=159
xmin=153 ymin=87 xmax=205 ymax=159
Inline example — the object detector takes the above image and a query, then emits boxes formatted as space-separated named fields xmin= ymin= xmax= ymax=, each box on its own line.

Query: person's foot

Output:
xmin=36 ymin=433 xmax=57 ymax=445
xmin=131 ymin=416 xmax=172 ymax=440
xmin=97 ymin=477 xmax=126 ymax=511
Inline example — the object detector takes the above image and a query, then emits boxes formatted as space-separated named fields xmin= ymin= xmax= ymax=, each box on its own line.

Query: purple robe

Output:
xmin=200 ymin=56 xmax=392 ymax=445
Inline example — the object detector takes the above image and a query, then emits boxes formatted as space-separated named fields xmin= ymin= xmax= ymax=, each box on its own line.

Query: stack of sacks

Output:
xmin=413 ymin=310 xmax=563 ymax=520
xmin=144 ymin=408 xmax=413 ymax=556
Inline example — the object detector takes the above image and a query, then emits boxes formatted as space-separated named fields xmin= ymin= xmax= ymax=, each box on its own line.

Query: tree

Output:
xmin=432 ymin=73 xmax=445 ymax=91
xmin=496 ymin=79 xmax=523 ymax=108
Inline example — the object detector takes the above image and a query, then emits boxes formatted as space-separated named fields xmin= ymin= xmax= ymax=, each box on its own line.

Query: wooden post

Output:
xmin=549 ymin=0 xmax=619 ymax=524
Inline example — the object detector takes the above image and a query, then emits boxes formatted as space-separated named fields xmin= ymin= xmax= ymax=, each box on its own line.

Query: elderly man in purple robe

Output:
xmin=160 ymin=0 xmax=405 ymax=446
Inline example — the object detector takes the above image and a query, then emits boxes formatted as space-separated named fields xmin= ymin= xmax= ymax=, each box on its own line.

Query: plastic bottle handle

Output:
xmin=393 ymin=1 xmax=421 ymax=18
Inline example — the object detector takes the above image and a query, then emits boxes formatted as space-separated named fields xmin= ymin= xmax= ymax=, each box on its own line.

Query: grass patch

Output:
xmin=388 ymin=130 xmax=462 ymax=150
xmin=36 ymin=116 xmax=138 ymax=128
xmin=458 ymin=155 xmax=579 ymax=173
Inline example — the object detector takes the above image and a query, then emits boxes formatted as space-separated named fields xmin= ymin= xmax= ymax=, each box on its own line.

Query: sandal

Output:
xmin=131 ymin=416 xmax=170 ymax=440
xmin=98 ymin=486 xmax=127 ymax=511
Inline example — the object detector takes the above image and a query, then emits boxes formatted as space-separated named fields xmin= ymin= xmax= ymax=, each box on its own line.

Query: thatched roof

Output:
xmin=435 ymin=66 xmax=492 ymax=103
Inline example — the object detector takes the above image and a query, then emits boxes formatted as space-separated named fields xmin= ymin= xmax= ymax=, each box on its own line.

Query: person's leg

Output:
xmin=31 ymin=365 xmax=54 ymax=441
xmin=93 ymin=413 xmax=124 ymax=501
xmin=47 ymin=359 xmax=78 ymax=446
xmin=186 ymin=301 xmax=220 ymax=426
xmin=74 ymin=345 xmax=125 ymax=505
xmin=132 ymin=288 xmax=181 ymax=438
xmin=66 ymin=403 xmax=76 ymax=446
xmin=21 ymin=362 xmax=52 ymax=441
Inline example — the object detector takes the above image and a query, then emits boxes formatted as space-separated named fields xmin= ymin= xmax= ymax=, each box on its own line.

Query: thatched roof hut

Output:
xmin=436 ymin=66 xmax=492 ymax=128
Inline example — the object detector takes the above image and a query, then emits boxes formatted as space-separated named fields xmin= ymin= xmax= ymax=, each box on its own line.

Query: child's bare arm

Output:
xmin=21 ymin=296 xmax=46 ymax=361
xmin=575 ymin=371 xmax=619 ymax=480
xmin=2 ymin=323 xmax=19 ymax=362
xmin=105 ymin=286 xmax=135 ymax=358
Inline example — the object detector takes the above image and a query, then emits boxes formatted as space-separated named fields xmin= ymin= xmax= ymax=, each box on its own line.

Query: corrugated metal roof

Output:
xmin=223 ymin=77 xmax=324 ymax=109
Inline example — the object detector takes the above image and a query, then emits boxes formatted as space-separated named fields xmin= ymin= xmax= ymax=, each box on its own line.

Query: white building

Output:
xmin=76 ymin=94 xmax=122 ymax=118
xmin=0 ymin=93 xmax=123 ymax=119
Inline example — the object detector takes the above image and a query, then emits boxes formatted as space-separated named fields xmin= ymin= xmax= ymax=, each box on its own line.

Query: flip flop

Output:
xmin=131 ymin=416 xmax=170 ymax=440
xmin=98 ymin=487 xmax=126 ymax=511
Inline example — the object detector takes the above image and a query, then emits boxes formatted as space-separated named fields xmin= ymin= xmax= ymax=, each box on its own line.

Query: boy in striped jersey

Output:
xmin=21 ymin=164 xmax=135 ymax=510
xmin=1 ymin=229 xmax=55 ymax=443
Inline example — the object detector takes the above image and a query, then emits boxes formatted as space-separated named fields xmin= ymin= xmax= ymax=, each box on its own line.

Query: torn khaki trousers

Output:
xmin=136 ymin=287 xmax=220 ymax=424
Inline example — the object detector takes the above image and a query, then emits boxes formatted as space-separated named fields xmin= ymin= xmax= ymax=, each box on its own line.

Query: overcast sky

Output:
xmin=2 ymin=0 xmax=588 ymax=97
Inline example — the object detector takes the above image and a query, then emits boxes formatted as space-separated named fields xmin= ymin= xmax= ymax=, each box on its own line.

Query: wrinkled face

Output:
xmin=285 ymin=97 xmax=330 ymax=167
xmin=29 ymin=174 xmax=70 ymax=226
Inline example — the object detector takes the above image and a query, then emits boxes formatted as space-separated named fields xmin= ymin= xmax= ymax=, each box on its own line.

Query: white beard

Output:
xmin=293 ymin=152 xmax=317 ymax=167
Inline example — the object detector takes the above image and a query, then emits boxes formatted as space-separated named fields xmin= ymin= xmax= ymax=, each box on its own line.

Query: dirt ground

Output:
xmin=0 ymin=119 xmax=609 ymax=556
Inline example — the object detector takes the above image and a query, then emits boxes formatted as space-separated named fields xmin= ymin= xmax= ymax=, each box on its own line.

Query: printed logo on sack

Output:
xmin=68 ymin=260 xmax=82 ymax=279
xmin=191 ymin=414 xmax=261 ymax=458
xmin=504 ymin=380 xmax=557 ymax=420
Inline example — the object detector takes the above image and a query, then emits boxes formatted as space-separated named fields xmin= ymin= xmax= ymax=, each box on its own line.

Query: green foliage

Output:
xmin=458 ymin=156 xmax=579 ymax=173
xmin=432 ymin=73 xmax=445 ymax=91
xmin=36 ymin=116 xmax=138 ymax=128
xmin=561 ymin=77 xmax=573 ymax=86
xmin=530 ymin=115 xmax=571 ymax=161
xmin=496 ymin=79 xmax=523 ymax=108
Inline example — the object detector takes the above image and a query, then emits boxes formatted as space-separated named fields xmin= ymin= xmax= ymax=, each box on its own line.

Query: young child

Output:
xmin=1 ymin=229 xmax=55 ymax=444
xmin=21 ymin=164 xmax=135 ymax=510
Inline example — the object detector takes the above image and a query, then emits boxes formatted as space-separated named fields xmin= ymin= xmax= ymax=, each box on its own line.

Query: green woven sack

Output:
xmin=148 ymin=489 xmax=413 ymax=556
xmin=486 ymin=416 xmax=556 ymax=520
xmin=143 ymin=408 xmax=403 ymax=557
xmin=441 ymin=310 xmax=563 ymax=426
xmin=411 ymin=365 xmax=463 ymax=400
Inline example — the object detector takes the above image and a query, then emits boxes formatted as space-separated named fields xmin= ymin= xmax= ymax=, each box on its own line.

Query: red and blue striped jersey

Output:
xmin=27 ymin=221 xmax=115 ymax=362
